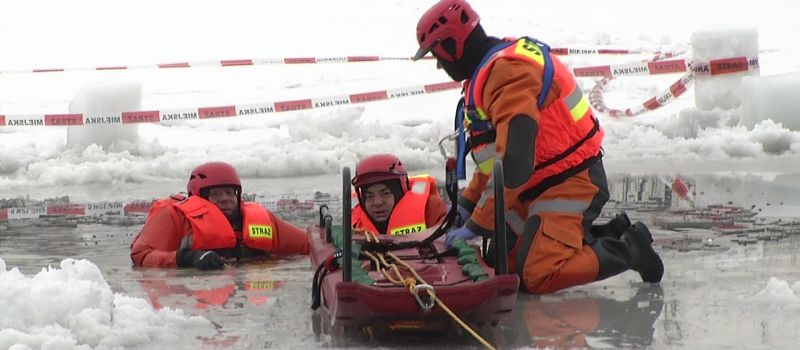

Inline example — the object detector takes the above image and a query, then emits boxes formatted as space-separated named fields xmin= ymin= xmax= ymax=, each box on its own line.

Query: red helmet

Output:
xmin=352 ymin=154 xmax=409 ymax=193
xmin=187 ymin=162 xmax=242 ymax=196
xmin=413 ymin=0 xmax=480 ymax=62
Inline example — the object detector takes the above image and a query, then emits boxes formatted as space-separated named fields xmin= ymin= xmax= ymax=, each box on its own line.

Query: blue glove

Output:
xmin=445 ymin=225 xmax=478 ymax=248
xmin=447 ymin=204 xmax=472 ymax=226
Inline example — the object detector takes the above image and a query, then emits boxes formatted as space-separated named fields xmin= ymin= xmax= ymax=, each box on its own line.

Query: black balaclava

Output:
xmin=438 ymin=24 xmax=505 ymax=82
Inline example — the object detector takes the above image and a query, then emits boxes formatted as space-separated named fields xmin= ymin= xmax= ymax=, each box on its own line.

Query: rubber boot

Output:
xmin=622 ymin=222 xmax=664 ymax=283
xmin=590 ymin=212 xmax=631 ymax=240
xmin=591 ymin=237 xmax=632 ymax=281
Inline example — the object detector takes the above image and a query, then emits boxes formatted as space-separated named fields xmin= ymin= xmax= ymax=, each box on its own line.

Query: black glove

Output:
xmin=176 ymin=249 xmax=224 ymax=270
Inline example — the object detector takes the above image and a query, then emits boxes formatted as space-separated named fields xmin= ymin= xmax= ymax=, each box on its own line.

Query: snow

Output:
xmin=1 ymin=0 xmax=800 ymax=348
xmin=0 ymin=258 xmax=215 ymax=350
xmin=741 ymin=72 xmax=800 ymax=131
xmin=751 ymin=277 xmax=800 ymax=309
xmin=67 ymin=81 xmax=142 ymax=151
xmin=691 ymin=27 xmax=759 ymax=111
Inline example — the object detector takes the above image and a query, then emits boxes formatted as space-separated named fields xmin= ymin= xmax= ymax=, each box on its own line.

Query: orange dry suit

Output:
xmin=130 ymin=194 xmax=309 ymax=267
xmin=456 ymin=37 xmax=623 ymax=294
xmin=352 ymin=175 xmax=445 ymax=235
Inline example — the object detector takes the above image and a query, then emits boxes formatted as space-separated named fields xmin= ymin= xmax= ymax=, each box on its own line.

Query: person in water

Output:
xmin=130 ymin=161 xmax=309 ymax=269
xmin=350 ymin=154 xmax=447 ymax=235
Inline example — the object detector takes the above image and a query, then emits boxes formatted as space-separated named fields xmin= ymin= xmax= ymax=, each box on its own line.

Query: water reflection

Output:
xmin=145 ymin=264 xmax=282 ymax=304
xmin=509 ymin=285 xmax=664 ymax=349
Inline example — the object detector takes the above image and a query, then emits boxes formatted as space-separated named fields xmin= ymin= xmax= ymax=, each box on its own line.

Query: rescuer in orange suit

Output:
xmin=130 ymin=162 xmax=309 ymax=269
xmin=413 ymin=0 xmax=663 ymax=293
xmin=351 ymin=154 xmax=447 ymax=235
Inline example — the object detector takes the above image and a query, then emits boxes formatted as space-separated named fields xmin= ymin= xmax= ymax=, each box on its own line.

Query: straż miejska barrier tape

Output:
xmin=0 ymin=54 xmax=757 ymax=126
xmin=0 ymin=201 xmax=152 ymax=221
xmin=0 ymin=81 xmax=462 ymax=127
xmin=0 ymin=197 xmax=325 ymax=221
xmin=0 ymin=48 xmax=648 ymax=75
xmin=587 ymin=56 xmax=760 ymax=117
xmin=589 ymin=72 xmax=695 ymax=118
xmin=571 ymin=54 xmax=758 ymax=78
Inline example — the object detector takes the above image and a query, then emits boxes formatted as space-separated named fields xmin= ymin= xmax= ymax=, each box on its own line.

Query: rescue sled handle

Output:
xmin=318 ymin=205 xmax=328 ymax=228
xmin=324 ymin=215 xmax=333 ymax=243
xmin=493 ymin=159 xmax=508 ymax=275
xmin=342 ymin=166 xmax=352 ymax=282
xmin=318 ymin=205 xmax=333 ymax=243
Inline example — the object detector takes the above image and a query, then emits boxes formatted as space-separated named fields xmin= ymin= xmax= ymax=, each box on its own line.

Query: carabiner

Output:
xmin=411 ymin=283 xmax=436 ymax=313
xmin=438 ymin=131 xmax=459 ymax=160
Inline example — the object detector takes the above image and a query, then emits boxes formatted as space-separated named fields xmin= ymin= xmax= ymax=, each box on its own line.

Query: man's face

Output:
xmin=363 ymin=183 xmax=396 ymax=223
xmin=207 ymin=186 xmax=238 ymax=216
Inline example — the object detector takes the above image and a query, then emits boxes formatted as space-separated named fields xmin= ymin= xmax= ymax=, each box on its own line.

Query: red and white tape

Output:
xmin=690 ymin=56 xmax=760 ymax=77
xmin=587 ymin=56 xmax=759 ymax=118
xmin=589 ymin=73 xmax=695 ymax=117
xmin=0 ymin=56 xmax=433 ymax=75
xmin=572 ymin=58 xmax=688 ymax=78
xmin=0 ymin=48 xmax=653 ymax=75
xmin=572 ymin=55 xmax=758 ymax=78
xmin=0 ymin=81 xmax=461 ymax=127
xmin=0 ymin=201 xmax=152 ymax=221
xmin=551 ymin=48 xmax=645 ymax=55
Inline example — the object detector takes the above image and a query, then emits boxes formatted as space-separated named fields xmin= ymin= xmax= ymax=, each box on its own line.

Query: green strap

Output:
xmin=452 ymin=239 xmax=490 ymax=282
xmin=331 ymin=225 xmax=374 ymax=285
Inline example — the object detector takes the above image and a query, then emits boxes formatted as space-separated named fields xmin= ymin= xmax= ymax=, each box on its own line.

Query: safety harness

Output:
xmin=454 ymin=37 xmax=555 ymax=179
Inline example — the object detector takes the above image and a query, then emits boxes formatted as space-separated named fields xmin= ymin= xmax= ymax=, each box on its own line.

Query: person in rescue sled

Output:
xmin=130 ymin=161 xmax=309 ymax=269
xmin=413 ymin=0 xmax=663 ymax=293
xmin=351 ymin=154 xmax=447 ymax=235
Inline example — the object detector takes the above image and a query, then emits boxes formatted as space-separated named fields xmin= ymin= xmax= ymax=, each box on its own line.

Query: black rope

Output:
xmin=310 ymin=250 xmax=342 ymax=310
xmin=426 ymin=247 xmax=458 ymax=260
xmin=419 ymin=159 xmax=460 ymax=246
xmin=310 ymin=262 xmax=326 ymax=310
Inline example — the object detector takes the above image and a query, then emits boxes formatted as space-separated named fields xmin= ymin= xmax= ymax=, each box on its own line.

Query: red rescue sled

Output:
xmin=308 ymin=160 xmax=520 ymax=338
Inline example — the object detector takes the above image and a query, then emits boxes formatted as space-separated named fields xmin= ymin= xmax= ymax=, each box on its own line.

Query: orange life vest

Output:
xmin=150 ymin=195 xmax=276 ymax=252
xmin=351 ymin=175 xmax=433 ymax=235
xmin=463 ymin=37 xmax=603 ymax=189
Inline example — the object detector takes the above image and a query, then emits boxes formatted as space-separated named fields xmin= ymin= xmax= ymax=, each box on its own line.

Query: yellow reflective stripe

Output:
xmin=571 ymin=96 xmax=589 ymax=121
xmin=476 ymin=107 xmax=489 ymax=121
xmin=464 ymin=108 xmax=489 ymax=125
xmin=390 ymin=223 xmax=426 ymax=235
xmin=463 ymin=109 xmax=472 ymax=127
xmin=477 ymin=157 xmax=494 ymax=174
xmin=514 ymin=39 xmax=545 ymax=66
xmin=472 ymin=142 xmax=496 ymax=174
xmin=565 ymin=87 xmax=590 ymax=122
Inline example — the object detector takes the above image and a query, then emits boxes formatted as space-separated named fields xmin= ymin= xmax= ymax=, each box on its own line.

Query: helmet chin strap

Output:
xmin=225 ymin=209 xmax=243 ymax=231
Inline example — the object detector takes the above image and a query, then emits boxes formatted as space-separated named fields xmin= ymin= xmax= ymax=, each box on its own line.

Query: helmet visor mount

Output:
xmin=413 ymin=37 xmax=442 ymax=61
